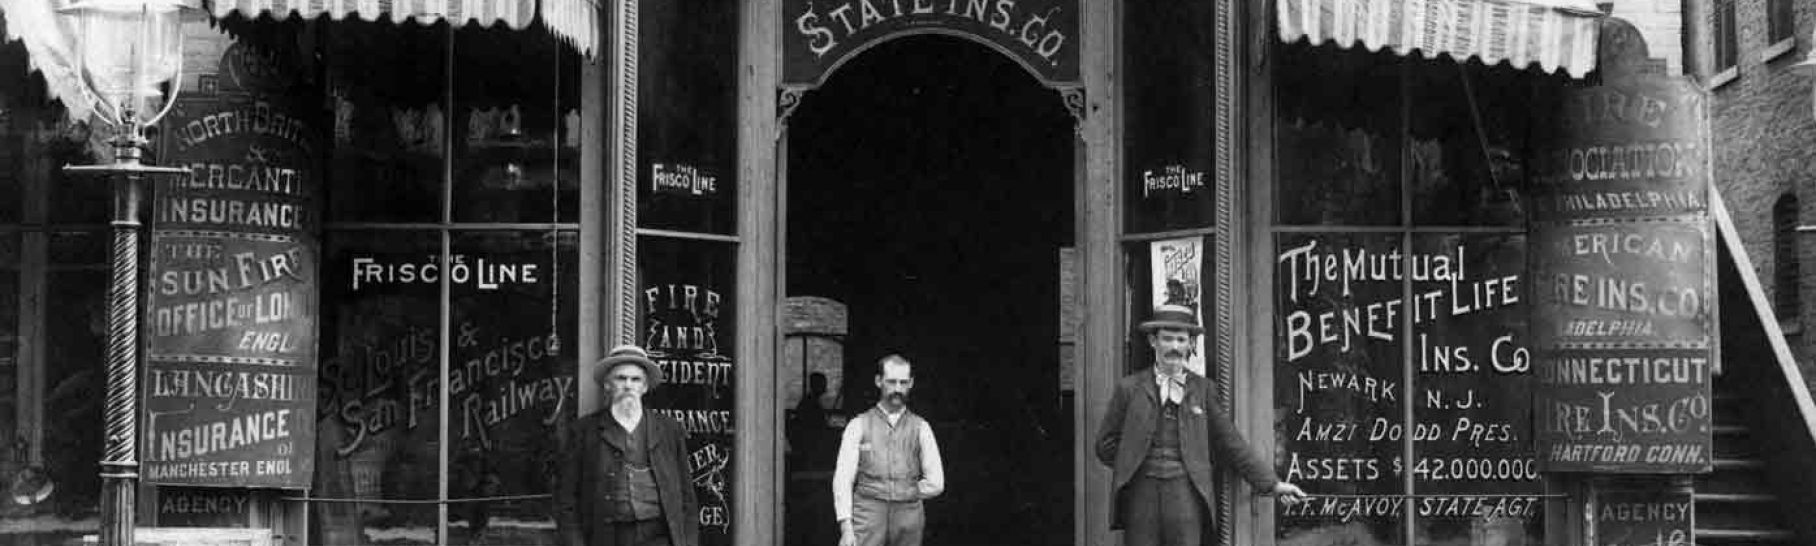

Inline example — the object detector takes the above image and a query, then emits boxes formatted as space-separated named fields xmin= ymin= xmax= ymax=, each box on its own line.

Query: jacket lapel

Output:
xmin=647 ymin=416 xmax=669 ymax=451
xmin=597 ymin=414 xmax=630 ymax=452
xmin=1182 ymin=373 xmax=1204 ymax=407
xmin=1141 ymin=369 xmax=1161 ymax=405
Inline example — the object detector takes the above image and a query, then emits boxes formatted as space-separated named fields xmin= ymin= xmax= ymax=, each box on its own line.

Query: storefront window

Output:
xmin=451 ymin=29 xmax=581 ymax=224
xmin=0 ymin=232 xmax=18 ymax=516
xmin=0 ymin=45 xmax=115 ymax=539
xmin=42 ymin=234 xmax=107 ymax=525
xmin=1406 ymin=66 xmax=1558 ymax=227
xmin=636 ymin=0 xmax=739 ymax=236
xmin=317 ymin=230 xmax=444 ymax=545
xmin=323 ymin=21 xmax=449 ymax=225
xmin=1407 ymin=233 xmax=1538 ymax=544
xmin=0 ymin=129 xmax=17 ymax=224
xmin=448 ymin=231 xmax=574 ymax=541
xmin=1273 ymin=233 xmax=1408 ymax=545
xmin=313 ymin=21 xmax=580 ymax=546
xmin=1122 ymin=0 xmax=1217 ymax=234
xmin=1272 ymin=41 xmax=1543 ymax=546
xmin=636 ymin=236 xmax=737 ymax=543
xmin=1274 ymin=46 xmax=1402 ymax=227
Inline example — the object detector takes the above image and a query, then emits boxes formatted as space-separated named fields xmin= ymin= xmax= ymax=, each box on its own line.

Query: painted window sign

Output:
xmin=144 ymin=92 xmax=321 ymax=489
xmin=1275 ymin=234 xmax=1541 ymax=541
xmin=348 ymin=254 xmax=543 ymax=291
xmin=1123 ymin=0 xmax=1216 ymax=233
xmin=638 ymin=0 xmax=739 ymax=235
xmin=639 ymin=236 xmax=738 ymax=543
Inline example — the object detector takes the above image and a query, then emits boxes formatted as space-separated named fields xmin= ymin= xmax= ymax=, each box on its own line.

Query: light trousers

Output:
xmin=851 ymin=496 xmax=925 ymax=546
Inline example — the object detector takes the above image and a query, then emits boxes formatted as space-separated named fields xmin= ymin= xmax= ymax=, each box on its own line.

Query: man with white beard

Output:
xmin=556 ymin=345 xmax=699 ymax=546
xmin=1095 ymin=304 xmax=1308 ymax=546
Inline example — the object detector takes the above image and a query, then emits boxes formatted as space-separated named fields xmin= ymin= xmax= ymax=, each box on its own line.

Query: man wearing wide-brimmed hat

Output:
xmin=1094 ymin=304 xmax=1307 ymax=546
xmin=555 ymin=345 xmax=699 ymax=546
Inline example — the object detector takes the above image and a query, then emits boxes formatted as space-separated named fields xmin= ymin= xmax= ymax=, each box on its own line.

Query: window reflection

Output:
xmin=1273 ymin=233 xmax=1408 ymax=546
xmin=316 ymin=231 xmax=443 ymax=546
xmin=322 ymin=21 xmax=449 ymax=224
xmin=1274 ymin=44 xmax=1403 ymax=226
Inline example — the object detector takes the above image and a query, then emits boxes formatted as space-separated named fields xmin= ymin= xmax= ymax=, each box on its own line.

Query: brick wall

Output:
xmin=1700 ymin=0 xmax=1816 ymax=376
xmin=1610 ymin=0 xmax=1689 ymax=75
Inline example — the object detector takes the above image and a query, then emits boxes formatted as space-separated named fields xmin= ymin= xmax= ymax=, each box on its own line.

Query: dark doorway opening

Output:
xmin=781 ymin=36 xmax=1077 ymax=546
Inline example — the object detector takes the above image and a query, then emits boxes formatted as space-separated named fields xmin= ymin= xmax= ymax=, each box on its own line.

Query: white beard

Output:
xmin=611 ymin=397 xmax=643 ymax=430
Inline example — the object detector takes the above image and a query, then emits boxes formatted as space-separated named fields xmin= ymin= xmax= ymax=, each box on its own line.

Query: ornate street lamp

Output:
xmin=55 ymin=1 xmax=193 ymax=545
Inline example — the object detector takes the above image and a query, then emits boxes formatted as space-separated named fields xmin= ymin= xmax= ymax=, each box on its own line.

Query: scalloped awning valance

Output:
xmin=208 ymin=0 xmax=596 ymax=55
xmin=1277 ymin=0 xmax=1604 ymax=78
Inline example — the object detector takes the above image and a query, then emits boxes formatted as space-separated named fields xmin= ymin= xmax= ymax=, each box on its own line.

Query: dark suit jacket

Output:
xmin=555 ymin=410 xmax=700 ymax=545
xmin=1093 ymin=369 xmax=1279 ymax=529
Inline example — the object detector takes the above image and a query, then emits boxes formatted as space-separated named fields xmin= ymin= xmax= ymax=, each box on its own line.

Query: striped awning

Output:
xmin=1278 ymin=0 xmax=1604 ymax=78
xmin=208 ymin=0 xmax=598 ymax=55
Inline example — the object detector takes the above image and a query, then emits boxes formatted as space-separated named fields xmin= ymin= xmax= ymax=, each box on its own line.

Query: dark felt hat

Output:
xmin=594 ymin=345 xmax=662 ymax=388
xmin=1139 ymin=303 xmax=1204 ymax=334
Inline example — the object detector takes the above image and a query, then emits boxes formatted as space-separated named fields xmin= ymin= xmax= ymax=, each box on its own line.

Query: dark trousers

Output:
xmin=1121 ymin=475 xmax=1208 ymax=546
xmin=601 ymin=518 xmax=670 ymax=546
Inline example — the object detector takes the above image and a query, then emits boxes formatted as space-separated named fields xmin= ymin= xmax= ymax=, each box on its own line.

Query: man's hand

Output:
xmin=1272 ymin=482 xmax=1309 ymax=506
xmin=839 ymin=520 xmax=856 ymax=546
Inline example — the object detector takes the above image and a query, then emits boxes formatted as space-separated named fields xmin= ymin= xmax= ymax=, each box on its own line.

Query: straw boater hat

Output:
xmin=594 ymin=345 xmax=663 ymax=389
xmin=1139 ymin=303 xmax=1204 ymax=334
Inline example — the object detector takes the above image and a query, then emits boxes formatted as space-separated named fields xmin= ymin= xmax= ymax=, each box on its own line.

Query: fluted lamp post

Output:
xmin=55 ymin=0 xmax=193 ymax=545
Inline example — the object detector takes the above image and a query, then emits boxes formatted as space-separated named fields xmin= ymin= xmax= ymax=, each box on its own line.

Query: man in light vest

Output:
xmin=831 ymin=354 xmax=946 ymax=546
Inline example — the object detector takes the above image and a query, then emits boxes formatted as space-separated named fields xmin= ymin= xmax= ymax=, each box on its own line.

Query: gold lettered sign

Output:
xmin=1532 ymin=19 xmax=1714 ymax=474
xmin=782 ymin=0 xmax=1080 ymax=87
xmin=142 ymin=91 xmax=320 ymax=488
xmin=638 ymin=237 xmax=737 ymax=545
xmin=1594 ymin=486 xmax=1695 ymax=546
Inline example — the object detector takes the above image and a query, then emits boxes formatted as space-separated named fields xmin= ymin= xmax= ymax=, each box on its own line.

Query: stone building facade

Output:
xmin=1699 ymin=0 xmax=1816 ymax=385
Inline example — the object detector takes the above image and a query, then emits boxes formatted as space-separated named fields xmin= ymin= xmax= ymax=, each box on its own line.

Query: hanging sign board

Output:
xmin=1532 ymin=19 xmax=1715 ymax=474
xmin=143 ymin=41 xmax=321 ymax=488
xmin=782 ymin=0 xmax=1080 ymax=87
xmin=1594 ymin=487 xmax=1695 ymax=546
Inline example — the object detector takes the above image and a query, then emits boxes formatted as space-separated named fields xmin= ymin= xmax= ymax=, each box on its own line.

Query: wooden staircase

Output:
xmin=1693 ymin=390 xmax=1797 ymax=544
xmin=1701 ymin=197 xmax=1816 ymax=545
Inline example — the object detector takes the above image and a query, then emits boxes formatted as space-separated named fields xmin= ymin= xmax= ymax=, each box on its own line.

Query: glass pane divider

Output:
xmin=1118 ymin=227 xmax=1218 ymax=243
xmin=324 ymin=223 xmax=581 ymax=231
xmin=636 ymin=228 xmax=741 ymax=244
xmin=1269 ymin=225 xmax=1525 ymax=234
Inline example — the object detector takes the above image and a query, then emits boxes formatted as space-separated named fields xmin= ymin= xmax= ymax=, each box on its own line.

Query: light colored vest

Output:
xmin=853 ymin=408 xmax=926 ymax=502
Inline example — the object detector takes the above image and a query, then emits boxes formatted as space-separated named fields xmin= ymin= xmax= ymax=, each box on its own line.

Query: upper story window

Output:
xmin=1768 ymin=0 xmax=1795 ymax=45
xmin=1776 ymin=194 xmax=1801 ymax=324
xmin=1714 ymin=0 xmax=1739 ymax=74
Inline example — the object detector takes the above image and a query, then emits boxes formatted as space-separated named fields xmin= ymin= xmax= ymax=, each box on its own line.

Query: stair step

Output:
xmin=1712 ymin=458 xmax=1766 ymax=470
xmin=1696 ymin=492 xmax=1778 ymax=503
xmin=1695 ymin=528 xmax=1797 ymax=541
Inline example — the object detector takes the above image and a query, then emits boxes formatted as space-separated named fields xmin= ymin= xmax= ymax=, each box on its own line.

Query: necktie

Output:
xmin=1161 ymin=373 xmax=1185 ymax=404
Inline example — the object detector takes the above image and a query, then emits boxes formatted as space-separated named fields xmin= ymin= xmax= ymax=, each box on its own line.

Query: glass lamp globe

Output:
xmin=59 ymin=0 xmax=190 ymax=127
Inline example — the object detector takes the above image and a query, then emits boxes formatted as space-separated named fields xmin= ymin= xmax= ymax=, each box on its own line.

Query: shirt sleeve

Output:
xmin=831 ymin=417 xmax=864 ymax=522
xmin=916 ymin=421 xmax=946 ymax=499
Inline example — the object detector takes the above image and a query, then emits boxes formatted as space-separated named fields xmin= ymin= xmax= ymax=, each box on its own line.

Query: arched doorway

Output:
xmin=778 ymin=35 xmax=1078 ymax=545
